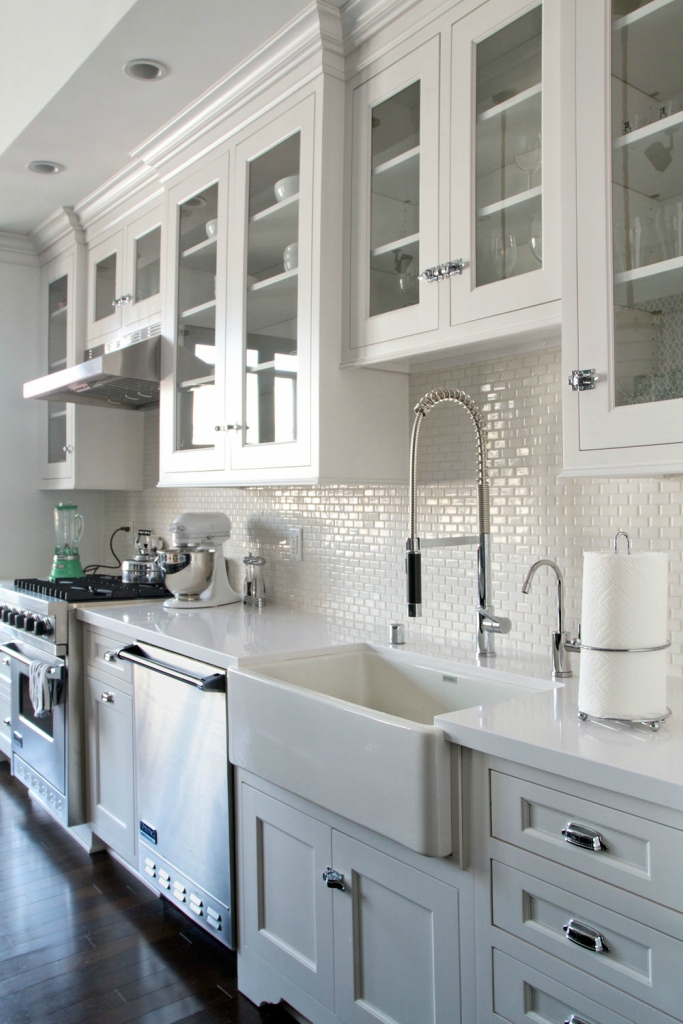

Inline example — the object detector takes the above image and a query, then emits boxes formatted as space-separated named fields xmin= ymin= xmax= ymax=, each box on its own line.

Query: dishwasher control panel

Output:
xmin=140 ymin=847 xmax=233 ymax=948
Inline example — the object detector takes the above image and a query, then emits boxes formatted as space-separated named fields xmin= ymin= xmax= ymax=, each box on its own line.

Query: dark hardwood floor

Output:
xmin=0 ymin=760 xmax=293 ymax=1024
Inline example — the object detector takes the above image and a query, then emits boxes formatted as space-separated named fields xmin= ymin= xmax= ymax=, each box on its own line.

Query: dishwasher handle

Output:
xmin=106 ymin=644 xmax=226 ymax=692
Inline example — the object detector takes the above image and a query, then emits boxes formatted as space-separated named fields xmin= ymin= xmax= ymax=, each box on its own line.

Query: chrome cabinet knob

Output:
xmin=62 ymin=444 xmax=74 ymax=454
xmin=3 ymin=717 xmax=10 ymax=726
xmin=564 ymin=1016 xmax=592 ymax=1024
xmin=2 ymin=657 xmax=10 ymax=666
xmin=214 ymin=424 xmax=244 ymax=432
xmin=418 ymin=259 xmax=468 ymax=283
xmin=111 ymin=294 xmax=132 ymax=307
xmin=100 ymin=691 xmax=115 ymax=703
xmin=322 ymin=867 xmax=345 ymax=891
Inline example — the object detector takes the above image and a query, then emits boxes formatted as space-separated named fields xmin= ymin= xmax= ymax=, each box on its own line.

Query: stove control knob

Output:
xmin=25 ymin=616 xmax=36 ymax=632
xmin=1 ymin=608 xmax=10 ymax=623
xmin=7 ymin=611 xmax=17 ymax=626
xmin=15 ymin=613 xmax=26 ymax=629
xmin=34 ymin=619 xmax=46 ymax=636
xmin=42 ymin=619 xmax=54 ymax=637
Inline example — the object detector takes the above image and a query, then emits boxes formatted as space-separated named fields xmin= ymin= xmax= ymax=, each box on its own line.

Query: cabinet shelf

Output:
xmin=178 ymin=373 xmax=215 ymax=390
xmin=180 ymin=237 xmax=217 ymax=272
xmin=50 ymin=306 xmax=68 ymax=321
xmin=478 ymin=185 xmax=542 ymax=219
xmin=370 ymin=232 xmax=420 ymax=259
xmin=180 ymin=299 xmax=216 ymax=328
xmin=372 ymin=147 xmax=420 ymax=202
xmin=49 ymin=358 xmax=67 ymax=371
xmin=476 ymin=82 xmax=542 ymax=123
xmin=248 ymin=195 xmax=299 ymax=277
xmin=612 ymin=110 xmax=683 ymax=202
xmin=247 ymin=270 xmax=298 ymax=334
xmin=48 ymin=409 xmax=67 ymax=419
xmin=613 ymin=0 xmax=683 ymax=101
xmin=614 ymin=253 xmax=683 ymax=304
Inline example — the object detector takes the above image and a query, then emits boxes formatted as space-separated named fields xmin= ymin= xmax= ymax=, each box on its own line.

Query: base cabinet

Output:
xmin=237 ymin=774 xmax=462 ymax=1024
xmin=84 ymin=660 xmax=136 ymax=866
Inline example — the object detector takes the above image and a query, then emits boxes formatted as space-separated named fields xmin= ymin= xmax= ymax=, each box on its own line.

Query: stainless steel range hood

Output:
xmin=23 ymin=325 xmax=161 ymax=410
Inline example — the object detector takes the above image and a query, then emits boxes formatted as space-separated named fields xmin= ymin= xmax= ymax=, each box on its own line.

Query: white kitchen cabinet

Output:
xmin=345 ymin=0 xmax=562 ymax=367
xmin=84 ymin=661 xmax=136 ymax=866
xmin=237 ymin=773 xmax=463 ymax=1024
xmin=159 ymin=77 xmax=406 ymax=487
xmin=473 ymin=754 xmax=683 ymax=1024
xmin=38 ymin=241 xmax=144 ymax=491
xmin=563 ymin=0 xmax=683 ymax=474
xmin=86 ymin=201 xmax=163 ymax=346
xmin=0 ymin=659 xmax=10 ymax=759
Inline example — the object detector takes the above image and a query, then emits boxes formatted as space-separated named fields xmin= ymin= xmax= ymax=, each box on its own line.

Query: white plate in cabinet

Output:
xmin=491 ymin=858 xmax=683 ymax=1019
xmin=490 ymin=770 xmax=683 ymax=911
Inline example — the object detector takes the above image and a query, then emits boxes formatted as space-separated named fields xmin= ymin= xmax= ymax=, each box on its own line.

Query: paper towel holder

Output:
xmin=613 ymin=530 xmax=632 ymax=554
xmin=578 ymin=707 xmax=671 ymax=731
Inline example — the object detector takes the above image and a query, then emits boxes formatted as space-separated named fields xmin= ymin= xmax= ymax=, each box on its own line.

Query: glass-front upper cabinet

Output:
xmin=87 ymin=202 xmax=163 ymax=344
xmin=569 ymin=0 xmax=683 ymax=470
xmin=44 ymin=263 xmax=72 ymax=482
xmin=160 ymin=157 xmax=228 ymax=479
xmin=226 ymin=97 xmax=315 ymax=474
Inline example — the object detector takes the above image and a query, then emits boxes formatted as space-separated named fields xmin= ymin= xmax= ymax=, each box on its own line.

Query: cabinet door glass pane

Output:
xmin=369 ymin=83 xmax=420 ymax=316
xmin=94 ymin=253 xmax=117 ymax=321
xmin=175 ymin=184 xmax=219 ymax=451
xmin=475 ymin=7 xmax=542 ymax=286
xmin=245 ymin=133 xmax=300 ymax=445
xmin=48 ymin=403 xmax=67 ymax=464
xmin=134 ymin=226 xmax=161 ymax=303
xmin=48 ymin=275 xmax=67 ymax=371
xmin=611 ymin=0 xmax=683 ymax=408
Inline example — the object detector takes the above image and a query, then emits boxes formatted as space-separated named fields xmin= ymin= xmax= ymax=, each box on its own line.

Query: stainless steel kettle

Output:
xmin=121 ymin=530 xmax=163 ymax=584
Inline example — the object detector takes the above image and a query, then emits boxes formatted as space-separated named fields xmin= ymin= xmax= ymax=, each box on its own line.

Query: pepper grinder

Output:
xmin=242 ymin=552 xmax=266 ymax=607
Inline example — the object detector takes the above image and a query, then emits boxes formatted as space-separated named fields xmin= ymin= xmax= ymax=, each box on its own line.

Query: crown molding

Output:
xmin=341 ymin=0 xmax=423 ymax=54
xmin=0 ymin=231 xmax=39 ymax=267
xmin=134 ymin=1 xmax=344 ymax=174
xmin=73 ymin=161 xmax=162 ymax=237
xmin=28 ymin=206 xmax=84 ymax=260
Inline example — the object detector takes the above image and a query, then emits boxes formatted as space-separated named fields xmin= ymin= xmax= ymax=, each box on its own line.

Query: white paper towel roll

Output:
xmin=578 ymin=551 xmax=668 ymax=719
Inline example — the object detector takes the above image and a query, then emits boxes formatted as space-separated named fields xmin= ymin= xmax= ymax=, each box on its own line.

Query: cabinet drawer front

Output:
xmin=86 ymin=630 xmax=133 ymax=685
xmin=492 ymin=946 xmax=643 ymax=1024
xmin=491 ymin=770 xmax=683 ymax=911
xmin=0 ymin=679 xmax=10 ymax=756
xmin=491 ymin=859 xmax=682 ymax=1018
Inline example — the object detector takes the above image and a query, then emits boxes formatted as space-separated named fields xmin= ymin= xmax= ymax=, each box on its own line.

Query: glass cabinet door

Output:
xmin=174 ymin=182 xmax=220 ymax=453
xmin=122 ymin=203 xmax=163 ymax=329
xmin=228 ymin=98 xmax=315 ymax=472
xmin=350 ymin=36 xmax=441 ymax=353
xmin=46 ymin=273 xmax=69 ymax=472
xmin=87 ymin=231 xmax=123 ymax=341
xmin=611 ymin=0 xmax=683 ymax=411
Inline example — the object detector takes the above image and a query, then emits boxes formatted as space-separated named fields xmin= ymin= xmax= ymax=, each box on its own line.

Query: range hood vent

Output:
xmin=24 ymin=325 xmax=161 ymax=410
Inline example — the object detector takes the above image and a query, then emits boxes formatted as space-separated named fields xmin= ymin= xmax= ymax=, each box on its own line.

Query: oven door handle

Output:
xmin=0 ymin=643 xmax=63 ymax=679
xmin=107 ymin=644 xmax=226 ymax=693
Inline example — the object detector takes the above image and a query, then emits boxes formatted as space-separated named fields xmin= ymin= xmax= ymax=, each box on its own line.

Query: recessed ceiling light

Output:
xmin=27 ymin=160 xmax=65 ymax=175
xmin=123 ymin=59 xmax=169 ymax=82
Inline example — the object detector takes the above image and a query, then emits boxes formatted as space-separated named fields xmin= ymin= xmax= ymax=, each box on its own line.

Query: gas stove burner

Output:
xmin=14 ymin=575 xmax=169 ymax=602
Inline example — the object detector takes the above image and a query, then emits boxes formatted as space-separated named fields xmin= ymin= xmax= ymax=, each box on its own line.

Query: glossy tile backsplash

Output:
xmin=103 ymin=344 xmax=683 ymax=670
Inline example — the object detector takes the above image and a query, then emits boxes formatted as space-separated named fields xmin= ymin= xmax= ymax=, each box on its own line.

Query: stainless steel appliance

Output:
xmin=158 ymin=512 xmax=241 ymax=609
xmin=107 ymin=642 xmax=233 ymax=947
xmin=121 ymin=530 xmax=163 ymax=584
xmin=0 ymin=576 xmax=168 ymax=830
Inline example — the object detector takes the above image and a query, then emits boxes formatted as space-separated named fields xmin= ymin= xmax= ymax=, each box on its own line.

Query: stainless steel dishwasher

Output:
xmin=110 ymin=641 xmax=233 ymax=947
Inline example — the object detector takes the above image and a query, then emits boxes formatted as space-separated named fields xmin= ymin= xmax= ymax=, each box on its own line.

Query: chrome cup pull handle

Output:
xmin=100 ymin=691 xmax=115 ymax=703
xmin=564 ymin=1016 xmax=592 ymax=1024
xmin=562 ymin=822 xmax=607 ymax=852
xmin=563 ymin=918 xmax=608 ymax=953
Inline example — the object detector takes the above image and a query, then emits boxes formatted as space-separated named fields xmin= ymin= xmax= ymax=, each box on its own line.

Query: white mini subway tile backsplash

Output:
xmin=103 ymin=344 xmax=683 ymax=671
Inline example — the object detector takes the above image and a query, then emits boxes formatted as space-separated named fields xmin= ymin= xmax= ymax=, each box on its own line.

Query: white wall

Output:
xmin=103 ymin=344 xmax=683 ymax=673
xmin=0 ymin=244 xmax=104 ymax=578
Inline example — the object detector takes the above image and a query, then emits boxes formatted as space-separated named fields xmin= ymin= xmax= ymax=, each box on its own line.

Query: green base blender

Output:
xmin=49 ymin=503 xmax=85 ymax=580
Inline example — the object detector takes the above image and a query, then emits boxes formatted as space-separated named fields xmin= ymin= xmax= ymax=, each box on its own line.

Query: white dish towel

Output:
xmin=29 ymin=660 xmax=53 ymax=718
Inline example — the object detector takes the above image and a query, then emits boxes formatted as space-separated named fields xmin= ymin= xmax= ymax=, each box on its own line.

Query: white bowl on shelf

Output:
xmin=273 ymin=175 xmax=299 ymax=202
xmin=205 ymin=218 xmax=218 ymax=238
xmin=283 ymin=242 xmax=298 ymax=272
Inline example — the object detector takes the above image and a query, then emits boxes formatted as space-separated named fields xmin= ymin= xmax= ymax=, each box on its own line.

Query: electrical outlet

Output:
xmin=287 ymin=527 xmax=303 ymax=561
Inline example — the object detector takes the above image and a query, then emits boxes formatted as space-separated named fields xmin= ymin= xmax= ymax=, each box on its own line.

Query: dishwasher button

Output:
xmin=158 ymin=870 xmax=171 ymax=890
xmin=206 ymin=908 xmax=222 ymax=930
xmin=173 ymin=882 xmax=186 ymax=902
xmin=189 ymin=894 xmax=203 ymax=915
xmin=144 ymin=857 xmax=156 ymax=878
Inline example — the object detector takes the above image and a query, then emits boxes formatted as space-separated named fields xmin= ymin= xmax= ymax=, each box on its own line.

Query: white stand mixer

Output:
xmin=160 ymin=512 xmax=242 ymax=609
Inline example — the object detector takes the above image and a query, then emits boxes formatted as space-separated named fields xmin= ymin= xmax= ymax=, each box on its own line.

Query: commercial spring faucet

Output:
xmin=406 ymin=387 xmax=511 ymax=658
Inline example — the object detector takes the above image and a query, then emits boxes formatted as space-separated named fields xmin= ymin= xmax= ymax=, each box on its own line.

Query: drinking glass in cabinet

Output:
xmin=611 ymin=0 xmax=683 ymax=408
xmin=244 ymin=133 xmax=300 ymax=445
xmin=475 ymin=6 xmax=543 ymax=287
xmin=175 ymin=184 xmax=219 ymax=450
xmin=134 ymin=226 xmax=161 ymax=304
xmin=369 ymin=82 xmax=420 ymax=316
xmin=94 ymin=253 xmax=116 ymax=321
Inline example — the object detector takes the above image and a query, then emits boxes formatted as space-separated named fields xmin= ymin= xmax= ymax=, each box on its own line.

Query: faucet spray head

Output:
xmin=406 ymin=538 xmax=422 ymax=617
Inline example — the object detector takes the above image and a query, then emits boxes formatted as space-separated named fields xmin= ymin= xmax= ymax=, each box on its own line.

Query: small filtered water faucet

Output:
xmin=406 ymin=387 xmax=511 ymax=658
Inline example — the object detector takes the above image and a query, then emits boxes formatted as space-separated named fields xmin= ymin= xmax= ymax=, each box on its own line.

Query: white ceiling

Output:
xmin=0 ymin=0 xmax=315 ymax=235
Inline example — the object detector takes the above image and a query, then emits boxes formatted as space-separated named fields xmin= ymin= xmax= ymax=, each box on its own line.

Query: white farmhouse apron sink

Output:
xmin=228 ymin=644 xmax=546 ymax=857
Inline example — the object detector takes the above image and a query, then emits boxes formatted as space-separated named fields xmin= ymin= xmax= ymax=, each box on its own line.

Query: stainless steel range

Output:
xmin=0 ymin=576 xmax=168 ymax=830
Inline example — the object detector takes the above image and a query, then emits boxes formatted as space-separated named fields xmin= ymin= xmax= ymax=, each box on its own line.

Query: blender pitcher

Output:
xmin=50 ymin=503 xmax=85 ymax=580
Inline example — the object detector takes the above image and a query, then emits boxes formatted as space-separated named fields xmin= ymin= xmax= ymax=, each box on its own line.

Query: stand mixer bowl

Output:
xmin=158 ymin=548 xmax=215 ymax=601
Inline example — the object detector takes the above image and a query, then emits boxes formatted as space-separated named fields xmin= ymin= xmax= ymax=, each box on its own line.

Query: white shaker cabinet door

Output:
xmin=332 ymin=830 xmax=461 ymax=1024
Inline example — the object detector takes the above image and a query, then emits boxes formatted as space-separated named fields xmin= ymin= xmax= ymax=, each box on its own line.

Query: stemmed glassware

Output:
xmin=491 ymin=231 xmax=517 ymax=279
xmin=515 ymin=130 xmax=542 ymax=191
xmin=529 ymin=213 xmax=543 ymax=264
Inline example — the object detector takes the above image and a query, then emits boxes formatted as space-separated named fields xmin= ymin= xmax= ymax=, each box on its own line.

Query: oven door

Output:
xmin=2 ymin=641 xmax=67 ymax=795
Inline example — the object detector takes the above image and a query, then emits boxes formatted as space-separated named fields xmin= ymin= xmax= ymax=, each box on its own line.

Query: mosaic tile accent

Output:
xmin=103 ymin=345 xmax=683 ymax=670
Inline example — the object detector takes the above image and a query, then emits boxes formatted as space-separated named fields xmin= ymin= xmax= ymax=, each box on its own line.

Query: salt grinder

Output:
xmin=242 ymin=552 xmax=266 ymax=607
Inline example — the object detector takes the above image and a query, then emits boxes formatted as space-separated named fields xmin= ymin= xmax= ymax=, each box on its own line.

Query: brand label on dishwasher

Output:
xmin=140 ymin=820 xmax=158 ymax=845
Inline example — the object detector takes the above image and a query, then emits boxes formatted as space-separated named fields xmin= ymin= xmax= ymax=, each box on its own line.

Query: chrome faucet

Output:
xmin=406 ymin=387 xmax=511 ymax=658
xmin=521 ymin=559 xmax=573 ymax=678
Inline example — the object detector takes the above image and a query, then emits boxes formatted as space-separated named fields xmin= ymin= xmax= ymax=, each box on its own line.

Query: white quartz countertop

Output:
xmin=77 ymin=600 xmax=683 ymax=813
xmin=436 ymin=675 xmax=683 ymax=813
